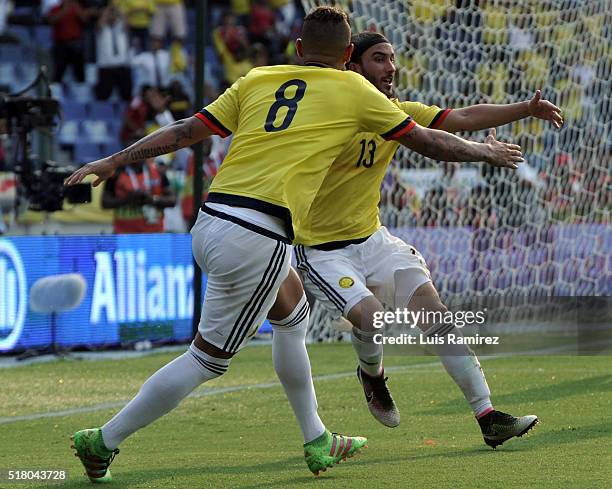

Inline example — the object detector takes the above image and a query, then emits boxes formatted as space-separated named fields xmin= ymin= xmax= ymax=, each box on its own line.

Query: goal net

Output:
xmin=300 ymin=0 xmax=611 ymax=343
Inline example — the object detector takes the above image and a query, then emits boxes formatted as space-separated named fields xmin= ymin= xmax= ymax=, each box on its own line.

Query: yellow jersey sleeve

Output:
xmin=293 ymin=99 xmax=452 ymax=246
xmin=193 ymin=65 xmax=439 ymax=241
xmin=195 ymin=78 xmax=242 ymax=138
xmin=357 ymin=77 xmax=417 ymax=140
xmin=397 ymin=100 xmax=452 ymax=128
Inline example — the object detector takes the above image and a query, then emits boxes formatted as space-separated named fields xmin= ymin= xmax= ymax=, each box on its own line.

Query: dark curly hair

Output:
xmin=349 ymin=32 xmax=390 ymax=64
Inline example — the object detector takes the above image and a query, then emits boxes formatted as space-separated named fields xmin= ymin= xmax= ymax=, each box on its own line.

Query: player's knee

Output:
xmin=347 ymin=295 xmax=384 ymax=333
xmin=405 ymin=284 xmax=448 ymax=332
xmin=268 ymin=268 xmax=305 ymax=321
xmin=193 ymin=332 xmax=234 ymax=359
xmin=188 ymin=342 xmax=231 ymax=380
xmin=418 ymin=302 xmax=449 ymax=333
xmin=407 ymin=287 xmax=446 ymax=312
xmin=270 ymin=288 xmax=310 ymax=336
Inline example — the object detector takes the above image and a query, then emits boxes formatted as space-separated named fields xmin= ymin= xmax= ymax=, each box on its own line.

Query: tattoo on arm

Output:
xmin=122 ymin=144 xmax=180 ymax=161
xmin=172 ymin=119 xmax=194 ymax=145
xmin=439 ymin=134 xmax=471 ymax=160
xmin=406 ymin=129 xmax=479 ymax=161
xmin=113 ymin=119 xmax=196 ymax=165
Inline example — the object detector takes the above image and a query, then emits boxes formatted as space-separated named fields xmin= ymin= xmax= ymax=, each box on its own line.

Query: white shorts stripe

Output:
xmin=297 ymin=227 xmax=432 ymax=316
xmin=295 ymin=245 xmax=346 ymax=311
xmin=225 ymin=241 xmax=288 ymax=352
xmin=191 ymin=211 xmax=291 ymax=353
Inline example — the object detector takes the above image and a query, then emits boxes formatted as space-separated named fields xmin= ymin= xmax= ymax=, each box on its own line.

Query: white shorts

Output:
xmin=295 ymin=227 xmax=432 ymax=316
xmin=191 ymin=210 xmax=291 ymax=353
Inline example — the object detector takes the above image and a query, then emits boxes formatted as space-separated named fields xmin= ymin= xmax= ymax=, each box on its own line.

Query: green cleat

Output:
xmin=70 ymin=428 xmax=119 ymax=483
xmin=303 ymin=430 xmax=368 ymax=476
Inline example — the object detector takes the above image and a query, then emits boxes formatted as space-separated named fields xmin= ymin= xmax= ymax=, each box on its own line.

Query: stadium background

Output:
xmin=0 ymin=0 xmax=610 ymax=354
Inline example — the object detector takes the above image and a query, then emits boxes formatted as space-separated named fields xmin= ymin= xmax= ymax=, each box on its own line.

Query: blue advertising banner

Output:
xmin=0 ymin=234 xmax=197 ymax=353
xmin=1 ymin=224 xmax=609 ymax=354
xmin=391 ymin=224 xmax=611 ymax=296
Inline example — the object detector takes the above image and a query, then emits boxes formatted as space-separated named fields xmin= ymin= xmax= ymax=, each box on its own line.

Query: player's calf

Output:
xmin=270 ymin=289 xmax=327 ymax=444
xmin=423 ymin=321 xmax=539 ymax=448
xmin=71 ymin=343 xmax=232 ymax=483
xmin=348 ymin=296 xmax=401 ymax=427
xmin=412 ymin=297 xmax=539 ymax=448
xmin=422 ymin=321 xmax=494 ymax=418
xmin=406 ymin=283 xmax=494 ymax=418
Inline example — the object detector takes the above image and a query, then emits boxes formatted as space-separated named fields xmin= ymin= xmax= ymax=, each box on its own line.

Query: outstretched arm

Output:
xmin=438 ymin=90 xmax=563 ymax=132
xmin=396 ymin=126 xmax=523 ymax=170
xmin=65 ymin=116 xmax=212 ymax=187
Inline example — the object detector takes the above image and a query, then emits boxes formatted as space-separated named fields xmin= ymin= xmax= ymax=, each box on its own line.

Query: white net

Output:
xmin=300 ymin=0 xmax=611 ymax=340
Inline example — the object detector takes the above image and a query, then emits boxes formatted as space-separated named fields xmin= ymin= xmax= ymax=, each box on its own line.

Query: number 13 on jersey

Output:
xmin=264 ymin=79 xmax=307 ymax=132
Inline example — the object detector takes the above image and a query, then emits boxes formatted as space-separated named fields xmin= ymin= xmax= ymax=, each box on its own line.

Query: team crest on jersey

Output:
xmin=339 ymin=277 xmax=354 ymax=288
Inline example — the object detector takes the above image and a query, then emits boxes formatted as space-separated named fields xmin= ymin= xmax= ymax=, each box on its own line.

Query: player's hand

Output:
xmin=528 ymin=90 xmax=564 ymax=129
xmin=484 ymin=128 xmax=523 ymax=170
xmin=64 ymin=157 xmax=117 ymax=187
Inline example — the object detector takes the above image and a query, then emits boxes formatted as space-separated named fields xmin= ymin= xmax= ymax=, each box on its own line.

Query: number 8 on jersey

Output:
xmin=264 ymin=79 xmax=307 ymax=132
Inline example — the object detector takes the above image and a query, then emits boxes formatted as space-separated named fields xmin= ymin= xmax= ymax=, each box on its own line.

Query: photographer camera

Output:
xmin=0 ymin=73 xmax=92 ymax=214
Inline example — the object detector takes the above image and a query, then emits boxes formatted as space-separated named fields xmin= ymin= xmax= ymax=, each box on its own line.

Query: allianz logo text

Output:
xmin=91 ymin=250 xmax=194 ymax=324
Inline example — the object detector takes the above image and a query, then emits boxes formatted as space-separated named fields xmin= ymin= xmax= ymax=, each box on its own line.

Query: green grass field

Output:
xmin=2 ymin=344 xmax=611 ymax=488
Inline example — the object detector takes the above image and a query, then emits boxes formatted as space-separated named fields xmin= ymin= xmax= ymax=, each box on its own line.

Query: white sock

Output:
xmin=351 ymin=327 xmax=383 ymax=377
xmin=426 ymin=324 xmax=493 ymax=417
xmin=270 ymin=294 xmax=326 ymax=443
xmin=101 ymin=345 xmax=230 ymax=450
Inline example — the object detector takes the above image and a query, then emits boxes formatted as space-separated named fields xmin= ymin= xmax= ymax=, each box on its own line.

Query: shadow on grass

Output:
xmin=60 ymin=455 xmax=345 ymax=489
xmin=59 ymin=419 xmax=612 ymax=488
xmin=416 ymin=374 xmax=612 ymax=415
xmin=362 ymin=417 xmax=612 ymax=469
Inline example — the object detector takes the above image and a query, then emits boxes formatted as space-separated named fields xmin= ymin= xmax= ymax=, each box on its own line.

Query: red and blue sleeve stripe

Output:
xmin=428 ymin=108 xmax=452 ymax=129
xmin=381 ymin=117 xmax=417 ymax=141
xmin=194 ymin=109 xmax=232 ymax=138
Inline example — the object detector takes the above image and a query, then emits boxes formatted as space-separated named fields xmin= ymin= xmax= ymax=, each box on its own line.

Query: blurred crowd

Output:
xmin=0 ymin=0 xmax=609 ymax=234
xmin=370 ymin=0 xmax=610 ymax=227
xmin=0 ymin=0 xmax=304 ymax=232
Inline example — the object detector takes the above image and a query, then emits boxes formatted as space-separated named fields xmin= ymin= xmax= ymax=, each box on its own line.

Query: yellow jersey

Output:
xmin=114 ymin=0 xmax=155 ymax=28
xmin=296 ymin=100 xmax=451 ymax=246
xmin=195 ymin=65 xmax=416 ymax=239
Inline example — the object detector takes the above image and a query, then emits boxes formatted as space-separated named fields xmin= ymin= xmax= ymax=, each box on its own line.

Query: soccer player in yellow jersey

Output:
xmin=64 ymin=8 xmax=524 ymax=479
xmin=293 ymin=31 xmax=562 ymax=447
